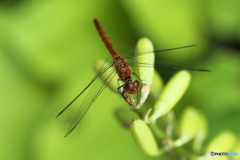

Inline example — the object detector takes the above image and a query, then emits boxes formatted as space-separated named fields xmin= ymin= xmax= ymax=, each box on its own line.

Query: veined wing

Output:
xmin=124 ymin=45 xmax=197 ymax=59
xmin=56 ymin=62 xmax=114 ymax=118
xmin=56 ymin=62 xmax=117 ymax=137
xmin=154 ymin=60 xmax=210 ymax=71
xmin=129 ymin=60 xmax=210 ymax=71
xmin=63 ymin=65 xmax=116 ymax=137
xmin=124 ymin=44 xmax=210 ymax=71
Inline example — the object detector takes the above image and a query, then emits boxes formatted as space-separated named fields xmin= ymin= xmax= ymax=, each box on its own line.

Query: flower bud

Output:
xmin=150 ymin=70 xmax=164 ymax=100
xmin=130 ymin=119 xmax=160 ymax=156
xmin=205 ymin=131 xmax=237 ymax=153
xmin=150 ymin=70 xmax=191 ymax=123
xmin=134 ymin=38 xmax=155 ymax=108
xmin=174 ymin=107 xmax=200 ymax=147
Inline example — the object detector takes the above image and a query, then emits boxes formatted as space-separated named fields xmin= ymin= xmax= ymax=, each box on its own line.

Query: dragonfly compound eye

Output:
xmin=124 ymin=83 xmax=133 ymax=91
xmin=124 ymin=81 xmax=140 ymax=94
xmin=133 ymin=80 xmax=140 ymax=88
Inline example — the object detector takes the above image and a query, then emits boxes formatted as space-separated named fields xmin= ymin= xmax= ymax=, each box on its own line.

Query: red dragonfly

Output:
xmin=57 ymin=18 xmax=209 ymax=137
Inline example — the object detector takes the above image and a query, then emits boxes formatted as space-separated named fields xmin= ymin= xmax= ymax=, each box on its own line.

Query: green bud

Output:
xmin=200 ymin=131 xmax=238 ymax=160
xmin=205 ymin=131 xmax=237 ymax=153
xmin=174 ymin=107 xmax=201 ymax=147
xmin=193 ymin=111 xmax=208 ymax=153
xmin=195 ymin=111 xmax=208 ymax=141
xmin=134 ymin=37 xmax=155 ymax=109
xmin=130 ymin=119 xmax=160 ymax=157
xmin=114 ymin=108 xmax=138 ymax=128
xmin=150 ymin=70 xmax=164 ymax=100
xmin=233 ymin=140 xmax=240 ymax=155
xmin=150 ymin=70 xmax=191 ymax=123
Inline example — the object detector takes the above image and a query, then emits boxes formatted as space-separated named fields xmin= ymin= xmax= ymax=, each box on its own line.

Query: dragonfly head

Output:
xmin=124 ymin=80 xmax=140 ymax=94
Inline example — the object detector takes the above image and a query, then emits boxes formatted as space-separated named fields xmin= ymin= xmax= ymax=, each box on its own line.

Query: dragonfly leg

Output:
xmin=132 ymin=72 xmax=142 ymax=105
xmin=117 ymin=86 xmax=123 ymax=94
xmin=117 ymin=83 xmax=136 ymax=106
xmin=117 ymin=79 xmax=124 ymax=94
xmin=132 ymin=72 xmax=142 ymax=82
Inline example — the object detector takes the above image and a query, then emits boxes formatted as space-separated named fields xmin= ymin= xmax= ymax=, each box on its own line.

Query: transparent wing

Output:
xmin=154 ymin=60 xmax=210 ymax=71
xmin=64 ymin=65 xmax=117 ymax=137
xmin=129 ymin=60 xmax=210 ymax=71
xmin=125 ymin=45 xmax=197 ymax=59
xmin=125 ymin=44 xmax=210 ymax=71
xmin=56 ymin=62 xmax=114 ymax=118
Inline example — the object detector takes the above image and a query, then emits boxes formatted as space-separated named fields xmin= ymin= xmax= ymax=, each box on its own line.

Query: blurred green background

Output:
xmin=1 ymin=0 xmax=240 ymax=160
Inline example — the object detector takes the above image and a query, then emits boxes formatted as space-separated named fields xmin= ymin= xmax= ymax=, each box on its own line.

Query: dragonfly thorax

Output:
xmin=124 ymin=80 xmax=140 ymax=94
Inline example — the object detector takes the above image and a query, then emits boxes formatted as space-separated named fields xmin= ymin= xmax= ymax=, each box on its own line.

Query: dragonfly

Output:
xmin=56 ymin=18 xmax=210 ymax=137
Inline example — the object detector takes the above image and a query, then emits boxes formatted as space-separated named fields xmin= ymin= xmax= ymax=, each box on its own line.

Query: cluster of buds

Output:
xmin=94 ymin=38 xmax=239 ymax=159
